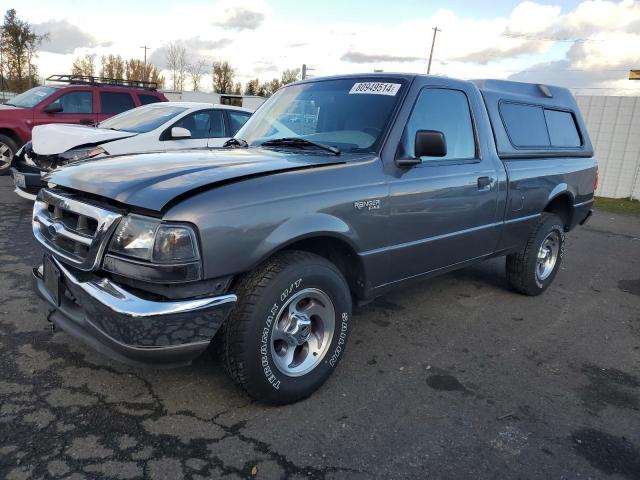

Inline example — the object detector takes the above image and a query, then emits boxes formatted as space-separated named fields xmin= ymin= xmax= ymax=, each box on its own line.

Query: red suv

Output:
xmin=0 ymin=75 xmax=167 ymax=174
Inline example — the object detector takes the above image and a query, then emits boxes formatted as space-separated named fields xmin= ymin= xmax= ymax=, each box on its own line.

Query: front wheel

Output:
xmin=0 ymin=134 xmax=18 ymax=176
xmin=222 ymin=251 xmax=352 ymax=404
xmin=506 ymin=213 xmax=565 ymax=296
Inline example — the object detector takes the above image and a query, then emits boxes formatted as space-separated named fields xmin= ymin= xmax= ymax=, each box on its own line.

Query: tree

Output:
xmin=100 ymin=54 xmax=125 ymax=79
xmin=165 ymin=42 xmax=187 ymax=91
xmin=256 ymin=78 xmax=281 ymax=98
xmin=71 ymin=54 xmax=96 ymax=76
xmin=1 ymin=9 xmax=47 ymax=92
xmin=281 ymin=68 xmax=300 ymax=85
xmin=269 ymin=78 xmax=281 ymax=94
xmin=232 ymin=81 xmax=242 ymax=95
xmin=187 ymin=59 xmax=207 ymax=91
xmin=212 ymin=60 xmax=234 ymax=94
xmin=257 ymin=82 xmax=270 ymax=97
xmin=244 ymin=78 xmax=259 ymax=96
xmin=125 ymin=59 xmax=164 ymax=87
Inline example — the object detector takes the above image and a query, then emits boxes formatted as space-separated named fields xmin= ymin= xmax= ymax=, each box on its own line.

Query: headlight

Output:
xmin=109 ymin=215 xmax=159 ymax=260
xmin=59 ymin=146 xmax=106 ymax=162
xmin=108 ymin=215 xmax=199 ymax=263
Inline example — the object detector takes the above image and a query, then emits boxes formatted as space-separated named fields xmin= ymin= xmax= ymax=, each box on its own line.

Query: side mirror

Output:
xmin=170 ymin=127 xmax=191 ymax=139
xmin=415 ymin=130 xmax=446 ymax=158
xmin=43 ymin=102 xmax=63 ymax=114
xmin=397 ymin=130 xmax=447 ymax=167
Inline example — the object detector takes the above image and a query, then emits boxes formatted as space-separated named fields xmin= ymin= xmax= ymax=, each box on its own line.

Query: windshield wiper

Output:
xmin=260 ymin=137 xmax=340 ymax=155
xmin=223 ymin=137 xmax=248 ymax=148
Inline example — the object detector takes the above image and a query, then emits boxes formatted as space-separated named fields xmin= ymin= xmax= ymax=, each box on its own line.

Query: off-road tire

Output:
xmin=0 ymin=134 xmax=18 ymax=175
xmin=506 ymin=213 xmax=565 ymax=296
xmin=222 ymin=251 xmax=352 ymax=404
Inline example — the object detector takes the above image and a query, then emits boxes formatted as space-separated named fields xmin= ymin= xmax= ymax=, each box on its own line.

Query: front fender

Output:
xmin=254 ymin=213 xmax=359 ymax=265
xmin=0 ymin=124 xmax=29 ymax=144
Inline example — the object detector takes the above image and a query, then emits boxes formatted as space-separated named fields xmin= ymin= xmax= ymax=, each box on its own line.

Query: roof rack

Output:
xmin=46 ymin=74 xmax=158 ymax=91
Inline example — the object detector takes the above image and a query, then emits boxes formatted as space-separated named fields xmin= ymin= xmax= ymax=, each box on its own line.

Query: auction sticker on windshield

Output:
xmin=349 ymin=82 xmax=401 ymax=96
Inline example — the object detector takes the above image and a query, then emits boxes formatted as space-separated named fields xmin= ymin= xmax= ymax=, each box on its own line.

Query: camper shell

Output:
xmin=472 ymin=79 xmax=593 ymax=159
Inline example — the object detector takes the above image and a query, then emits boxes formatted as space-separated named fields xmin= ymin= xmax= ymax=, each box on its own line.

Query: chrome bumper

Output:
xmin=33 ymin=256 xmax=237 ymax=367
xmin=14 ymin=187 xmax=37 ymax=201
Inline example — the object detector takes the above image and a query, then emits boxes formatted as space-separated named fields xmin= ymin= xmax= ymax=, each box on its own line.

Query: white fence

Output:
xmin=576 ymin=95 xmax=640 ymax=199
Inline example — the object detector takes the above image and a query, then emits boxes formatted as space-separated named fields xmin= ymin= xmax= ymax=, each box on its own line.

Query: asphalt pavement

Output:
xmin=1 ymin=176 xmax=639 ymax=479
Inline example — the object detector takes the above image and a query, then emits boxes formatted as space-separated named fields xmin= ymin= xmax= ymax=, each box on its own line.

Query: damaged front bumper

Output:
xmin=33 ymin=255 xmax=236 ymax=367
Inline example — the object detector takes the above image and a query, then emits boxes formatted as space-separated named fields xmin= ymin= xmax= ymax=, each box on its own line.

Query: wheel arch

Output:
xmin=0 ymin=128 xmax=22 ymax=147
xmin=544 ymin=188 xmax=575 ymax=230
xmin=249 ymin=214 xmax=367 ymax=300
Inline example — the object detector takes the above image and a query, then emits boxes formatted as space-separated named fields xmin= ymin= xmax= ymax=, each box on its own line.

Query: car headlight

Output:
xmin=59 ymin=146 xmax=106 ymax=162
xmin=109 ymin=215 xmax=159 ymax=260
xmin=108 ymin=215 xmax=199 ymax=263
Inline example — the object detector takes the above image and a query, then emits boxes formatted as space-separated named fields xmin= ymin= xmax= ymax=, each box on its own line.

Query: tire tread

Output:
xmin=506 ymin=212 xmax=563 ymax=296
xmin=222 ymin=250 xmax=341 ymax=398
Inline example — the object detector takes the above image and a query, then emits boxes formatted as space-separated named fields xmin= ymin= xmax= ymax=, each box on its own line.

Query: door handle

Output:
xmin=79 ymin=119 xmax=94 ymax=125
xmin=477 ymin=176 xmax=495 ymax=191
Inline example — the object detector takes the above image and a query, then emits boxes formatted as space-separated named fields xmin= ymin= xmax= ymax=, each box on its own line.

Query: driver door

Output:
xmin=163 ymin=109 xmax=214 ymax=151
xmin=384 ymin=84 xmax=501 ymax=282
xmin=34 ymin=90 xmax=97 ymax=127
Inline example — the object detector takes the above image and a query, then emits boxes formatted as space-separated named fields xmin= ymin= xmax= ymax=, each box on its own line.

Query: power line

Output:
xmin=501 ymin=32 xmax=604 ymax=43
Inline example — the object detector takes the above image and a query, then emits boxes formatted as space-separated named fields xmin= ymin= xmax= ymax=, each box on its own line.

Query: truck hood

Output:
xmin=47 ymin=148 xmax=346 ymax=212
xmin=32 ymin=124 xmax=137 ymax=155
xmin=0 ymin=104 xmax=27 ymax=117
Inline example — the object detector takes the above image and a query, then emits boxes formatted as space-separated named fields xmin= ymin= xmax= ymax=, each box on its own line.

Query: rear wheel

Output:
xmin=0 ymin=134 xmax=18 ymax=176
xmin=222 ymin=251 xmax=352 ymax=404
xmin=506 ymin=213 xmax=565 ymax=296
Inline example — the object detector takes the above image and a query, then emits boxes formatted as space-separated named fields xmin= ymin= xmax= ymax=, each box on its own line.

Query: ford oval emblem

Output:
xmin=48 ymin=222 xmax=64 ymax=237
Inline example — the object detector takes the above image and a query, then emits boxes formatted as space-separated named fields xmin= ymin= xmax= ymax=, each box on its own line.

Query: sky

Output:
xmin=11 ymin=0 xmax=640 ymax=94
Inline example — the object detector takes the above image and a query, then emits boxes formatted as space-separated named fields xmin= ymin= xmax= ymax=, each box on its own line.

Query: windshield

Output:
xmin=7 ymin=86 xmax=58 ymax=108
xmin=236 ymin=78 xmax=405 ymax=153
xmin=98 ymin=105 xmax=188 ymax=133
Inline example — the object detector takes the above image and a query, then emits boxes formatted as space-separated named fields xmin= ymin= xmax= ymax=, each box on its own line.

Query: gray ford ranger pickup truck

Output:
xmin=32 ymin=74 xmax=596 ymax=404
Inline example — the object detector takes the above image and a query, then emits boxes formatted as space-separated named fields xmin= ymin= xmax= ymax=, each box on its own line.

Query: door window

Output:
xmin=227 ymin=111 xmax=251 ymax=136
xmin=403 ymin=88 xmax=476 ymax=161
xmin=174 ymin=110 xmax=226 ymax=139
xmin=209 ymin=110 xmax=225 ymax=137
xmin=100 ymin=92 xmax=135 ymax=114
xmin=49 ymin=91 xmax=93 ymax=113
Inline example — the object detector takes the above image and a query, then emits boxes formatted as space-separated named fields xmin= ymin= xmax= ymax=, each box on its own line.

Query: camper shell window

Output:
xmin=499 ymin=102 xmax=582 ymax=149
xmin=471 ymin=79 xmax=592 ymax=159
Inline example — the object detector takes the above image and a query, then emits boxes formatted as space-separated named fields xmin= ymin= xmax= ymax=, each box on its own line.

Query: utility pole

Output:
xmin=302 ymin=64 xmax=315 ymax=80
xmin=140 ymin=45 xmax=151 ymax=81
xmin=140 ymin=45 xmax=150 ymax=66
xmin=427 ymin=27 xmax=441 ymax=75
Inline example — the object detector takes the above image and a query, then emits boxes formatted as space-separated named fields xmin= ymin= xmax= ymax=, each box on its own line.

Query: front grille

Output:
xmin=33 ymin=189 xmax=123 ymax=271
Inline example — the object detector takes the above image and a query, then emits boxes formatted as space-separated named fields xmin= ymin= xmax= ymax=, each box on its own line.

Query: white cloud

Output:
xmin=23 ymin=0 xmax=640 ymax=93
xmin=34 ymin=19 xmax=111 ymax=54
xmin=213 ymin=7 xmax=265 ymax=30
